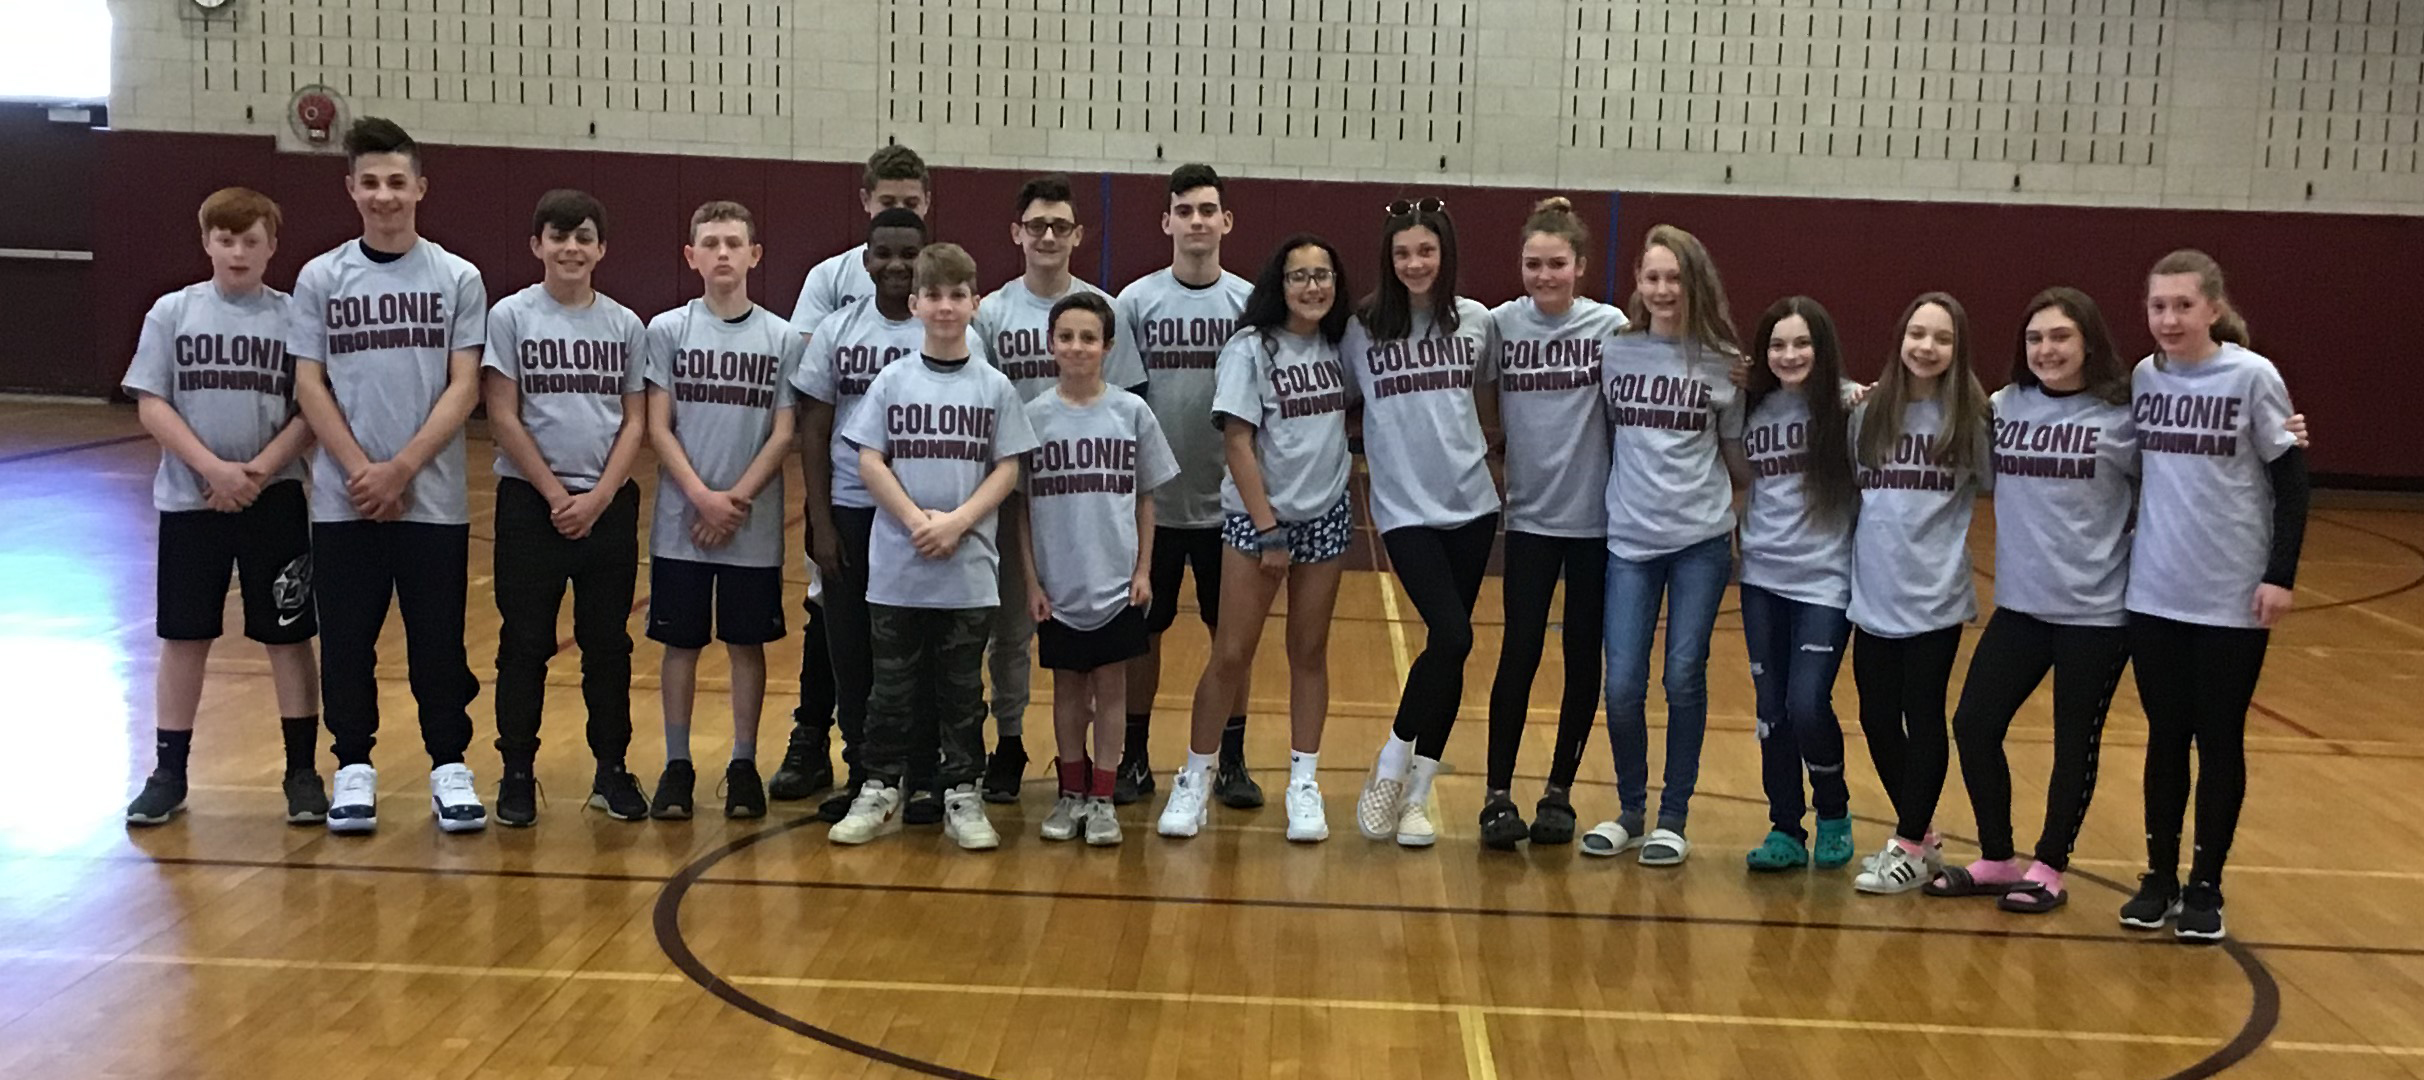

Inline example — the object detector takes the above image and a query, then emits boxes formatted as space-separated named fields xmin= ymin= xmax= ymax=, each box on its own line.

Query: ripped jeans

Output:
xmin=1738 ymin=583 xmax=1853 ymax=841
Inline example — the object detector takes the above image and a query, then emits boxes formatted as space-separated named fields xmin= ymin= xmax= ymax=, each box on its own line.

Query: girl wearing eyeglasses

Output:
xmin=1154 ymin=233 xmax=1356 ymax=843
xmin=1343 ymin=197 xmax=1503 ymax=850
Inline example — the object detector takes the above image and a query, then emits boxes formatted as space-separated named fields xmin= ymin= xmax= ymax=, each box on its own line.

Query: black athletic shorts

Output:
xmin=1144 ymin=525 xmax=1223 ymax=634
xmin=646 ymin=558 xmax=787 ymax=648
xmin=156 ymin=479 xmax=315 ymax=644
xmin=1037 ymin=606 xmax=1150 ymax=673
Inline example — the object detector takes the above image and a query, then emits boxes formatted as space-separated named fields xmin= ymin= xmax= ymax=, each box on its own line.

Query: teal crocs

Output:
xmin=1813 ymin=816 xmax=1856 ymax=870
xmin=1746 ymin=829 xmax=1810 ymax=872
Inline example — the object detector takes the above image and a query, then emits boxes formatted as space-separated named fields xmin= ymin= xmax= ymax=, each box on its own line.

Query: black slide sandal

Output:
xmin=1922 ymin=865 xmax=2019 ymax=898
xmin=1998 ymin=882 xmax=2068 ymax=914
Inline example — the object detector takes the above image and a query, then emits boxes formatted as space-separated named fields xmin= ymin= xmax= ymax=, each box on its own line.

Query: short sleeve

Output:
xmin=992 ymin=376 xmax=1042 ymax=461
xmin=971 ymin=296 xmax=1005 ymax=366
xmin=122 ymin=294 xmax=180 ymax=400
xmin=793 ymin=311 xmax=844 ymax=401
xmin=837 ymin=366 xmax=890 ymax=452
xmin=1133 ymin=402 xmax=1181 ymax=492
xmin=1109 ymin=292 xmax=1149 ymax=390
xmin=286 ymin=261 xmax=331 ymax=362
xmin=642 ymin=314 xmax=680 ymax=391
xmin=619 ymin=312 xmax=648 ymax=395
xmin=480 ymin=300 xmax=520 ymax=378
xmin=449 ymin=264 xmax=489 ymax=352
xmin=789 ymin=259 xmax=838 ymax=336
xmin=1714 ymin=360 xmax=1748 ymax=440
xmin=1211 ymin=333 xmax=1265 ymax=431
xmin=1469 ymin=300 xmax=1502 ymax=382
xmin=775 ymin=329 xmax=807 ymax=410
xmin=2248 ymin=362 xmax=2298 ymax=462
xmin=1337 ymin=321 xmax=1370 ymax=407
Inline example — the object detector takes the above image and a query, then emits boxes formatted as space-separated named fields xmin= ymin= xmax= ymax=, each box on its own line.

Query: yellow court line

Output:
xmin=1458 ymin=1005 xmax=1501 ymax=1080
xmin=1376 ymin=571 xmax=1411 ymax=685
xmin=4 ymin=947 xmax=2415 ymax=1058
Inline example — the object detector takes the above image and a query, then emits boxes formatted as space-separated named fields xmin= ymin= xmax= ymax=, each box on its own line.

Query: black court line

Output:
xmin=0 ymin=433 xmax=149 ymax=468
xmin=2290 ymin=512 xmax=2424 ymax=614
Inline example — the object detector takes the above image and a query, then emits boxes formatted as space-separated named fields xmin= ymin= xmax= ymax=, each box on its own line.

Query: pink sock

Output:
xmin=2022 ymin=861 xmax=2065 ymax=896
xmin=1893 ymin=836 xmax=1928 ymax=857
xmin=1963 ymin=858 xmax=2027 ymax=886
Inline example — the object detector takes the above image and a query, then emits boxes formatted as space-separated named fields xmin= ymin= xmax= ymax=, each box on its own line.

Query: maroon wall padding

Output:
xmin=61 ymin=128 xmax=2422 ymax=478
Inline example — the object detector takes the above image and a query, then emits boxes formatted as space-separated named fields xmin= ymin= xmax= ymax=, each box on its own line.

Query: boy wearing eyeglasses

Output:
xmin=969 ymin=173 xmax=1145 ymax=801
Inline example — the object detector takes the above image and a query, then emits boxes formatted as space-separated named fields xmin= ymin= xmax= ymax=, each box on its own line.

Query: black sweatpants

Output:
xmin=1383 ymin=514 xmax=1498 ymax=760
xmin=790 ymin=595 xmax=835 ymax=742
xmin=314 ymin=519 xmax=479 ymax=769
xmin=814 ymin=506 xmax=879 ymax=779
xmin=1485 ymin=530 xmax=1604 ymax=791
xmin=491 ymin=478 xmax=640 ymax=770
xmin=1950 ymin=609 xmax=2129 ymax=869
xmin=1853 ymin=625 xmax=1963 ymax=844
xmin=2130 ymin=612 xmax=2269 ymax=888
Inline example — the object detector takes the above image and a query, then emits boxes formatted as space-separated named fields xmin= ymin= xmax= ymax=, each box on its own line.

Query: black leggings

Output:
xmin=1485 ymin=531 xmax=1604 ymax=792
xmin=2130 ymin=612 xmax=2269 ymax=888
xmin=1853 ymin=626 xmax=1963 ymax=844
xmin=1950 ymin=609 xmax=2129 ymax=869
xmin=1383 ymin=514 xmax=1498 ymax=760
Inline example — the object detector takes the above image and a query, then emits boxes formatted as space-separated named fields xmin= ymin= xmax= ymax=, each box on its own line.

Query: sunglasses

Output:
xmin=1383 ymin=198 xmax=1447 ymax=218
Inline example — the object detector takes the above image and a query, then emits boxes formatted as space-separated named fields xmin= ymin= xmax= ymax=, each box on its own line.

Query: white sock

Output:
xmin=1290 ymin=751 xmax=1319 ymax=785
xmin=1375 ymin=735 xmax=1415 ymax=780
xmin=1184 ymin=750 xmax=1218 ymax=776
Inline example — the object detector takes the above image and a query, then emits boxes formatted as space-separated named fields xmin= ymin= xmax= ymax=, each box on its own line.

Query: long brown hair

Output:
xmin=1856 ymin=291 xmax=1990 ymax=474
xmin=2011 ymin=287 xmax=2130 ymax=406
xmin=1623 ymin=224 xmax=1739 ymax=362
xmin=1749 ymin=296 xmax=1858 ymax=526
xmin=2149 ymin=248 xmax=2252 ymax=349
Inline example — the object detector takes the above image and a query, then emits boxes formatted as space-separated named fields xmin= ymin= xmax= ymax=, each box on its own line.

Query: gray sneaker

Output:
xmin=1040 ymin=794 xmax=1085 ymax=841
xmin=1082 ymin=796 xmax=1123 ymax=846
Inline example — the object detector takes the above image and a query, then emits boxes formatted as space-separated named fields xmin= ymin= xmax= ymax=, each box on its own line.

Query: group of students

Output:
xmin=124 ymin=117 xmax=2308 ymax=944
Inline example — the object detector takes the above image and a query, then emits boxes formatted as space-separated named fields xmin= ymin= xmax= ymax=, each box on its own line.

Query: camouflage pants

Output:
xmin=866 ymin=604 xmax=994 ymax=790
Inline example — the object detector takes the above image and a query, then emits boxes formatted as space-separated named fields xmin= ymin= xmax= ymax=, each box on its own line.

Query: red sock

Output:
xmin=1056 ymin=757 xmax=1090 ymax=796
xmin=1090 ymin=767 xmax=1117 ymax=799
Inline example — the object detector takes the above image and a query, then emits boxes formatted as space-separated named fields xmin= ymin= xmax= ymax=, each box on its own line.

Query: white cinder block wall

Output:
xmin=111 ymin=0 xmax=2424 ymax=214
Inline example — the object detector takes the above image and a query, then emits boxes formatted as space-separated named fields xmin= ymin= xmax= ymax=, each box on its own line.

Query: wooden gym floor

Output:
xmin=1 ymin=398 xmax=2421 ymax=1080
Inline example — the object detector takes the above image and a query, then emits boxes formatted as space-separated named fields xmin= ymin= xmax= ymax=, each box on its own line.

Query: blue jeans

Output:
xmin=1602 ymin=533 xmax=1732 ymax=828
xmin=1738 ymin=584 xmax=1853 ymax=841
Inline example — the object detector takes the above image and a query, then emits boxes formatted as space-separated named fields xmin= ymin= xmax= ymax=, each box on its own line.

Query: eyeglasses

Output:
xmin=1383 ymin=197 xmax=1447 ymax=218
xmin=1019 ymin=218 xmax=1079 ymax=238
xmin=1283 ymin=268 xmax=1335 ymax=287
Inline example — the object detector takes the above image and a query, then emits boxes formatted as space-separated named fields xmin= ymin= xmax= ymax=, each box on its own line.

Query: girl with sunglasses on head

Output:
xmin=1345 ymin=197 xmax=1505 ymax=850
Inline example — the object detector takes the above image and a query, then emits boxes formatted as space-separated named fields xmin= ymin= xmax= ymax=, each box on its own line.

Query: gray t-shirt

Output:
xmin=1212 ymin=329 xmax=1354 ymax=522
xmin=792 ymin=296 xmax=983 ymax=509
xmin=1341 ymin=299 xmax=1502 ymax=533
xmin=482 ymin=285 xmax=647 ymax=491
xmin=1114 ymin=268 xmax=1254 ymax=529
xmin=1600 ymin=332 xmax=1747 ymax=561
xmin=1024 ymin=387 xmax=1181 ymax=630
xmin=1739 ymin=385 xmax=1857 ymax=610
xmin=286 ymin=239 xmax=488 ymax=525
xmin=1847 ymin=397 xmax=1987 ymax=637
xmin=789 ymin=244 xmax=874 ymax=338
xmin=641 ymin=301 xmax=803 ymax=568
xmin=974 ymin=276 xmax=1148 ymax=401
xmin=1989 ymin=385 xmax=2140 ymax=626
xmin=841 ymin=358 xmax=1042 ymax=609
xmin=123 ymin=282 xmax=306 ymax=513
xmin=2126 ymin=345 xmax=2300 ymax=629
xmin=1491 ymin=296 xmax=1627 ymax=538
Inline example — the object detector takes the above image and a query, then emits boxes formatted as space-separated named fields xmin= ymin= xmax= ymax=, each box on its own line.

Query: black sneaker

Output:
xmin=650 ymin=759 xmax=696 ymax=820
xmin=768 ymin=728 xmax=833 ymax=802
xmin=1214 ymin=755 xmax=1265 ymax=810
xmin=725 ymin=759 xmax=767 ymax=819
xmin=1529 ymin=791 xmax=1577 ymax=845
xmin=903 ymin=786 xmax=943 ymax=826
xmin=2175 ymin=883 xmax=2227 ymax=943
xmin=588 ymin=767 xmax=649 ymax=821
xmin=982 ymin=738 xmax=1029 ymax=804
xmin=2118 ymin=872 xmax=2181 ymax=930
xmin=816 ymin=773 xmax=864 ymax=824
xmin=125 ymin=770 xmax=187 ymax=826
xmin=496 ymin=770 xmax=540 ymax=828
xmin=282 ymin=770 xmax=329 ymax=825
xmin=1479 ymin=796 xmax=1529 ymax=850
xmin=1113 ymin=755 xmax=1155 ymax=805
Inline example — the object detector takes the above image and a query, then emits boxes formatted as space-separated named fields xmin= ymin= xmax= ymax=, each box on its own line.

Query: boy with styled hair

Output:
xmin=289 ymin=117 xmax=490 ymax=834
xmin=482 ymin=189 xmax=651 ymax=825
xmin=124 ymin=186 xmax=325 ymax=826
xmin=829 ymin=243 xmax=1039 ymax=850
xmin=641 ymin=200 xmax=803 ymax=821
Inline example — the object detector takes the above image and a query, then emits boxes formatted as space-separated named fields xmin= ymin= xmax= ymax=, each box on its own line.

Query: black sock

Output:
xmin=156 ymin=728 xmax=193 ymax=776
xmin=503 ymin=750 xmax=538 ymax=776
xmin=597 ymin=756 xmax=626 ymax=778
xmin=1124 ymin=713 xmax=1151 ymax=762
xmin=280 ymin=716 xmax=316 ymax=775
xmin=1220 ymin=715 xmax=1246 ymax=759
xmin=997 ymin=733 xmax=1024 ymax=755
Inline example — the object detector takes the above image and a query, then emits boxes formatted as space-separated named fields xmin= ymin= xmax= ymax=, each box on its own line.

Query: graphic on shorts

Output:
xmin=273 ymin=552 xmax=313 ymax=627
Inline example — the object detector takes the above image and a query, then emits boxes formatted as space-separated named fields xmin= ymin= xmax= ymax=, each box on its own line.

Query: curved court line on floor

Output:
xmin=0 ymin=433 xmax=150 ymax=467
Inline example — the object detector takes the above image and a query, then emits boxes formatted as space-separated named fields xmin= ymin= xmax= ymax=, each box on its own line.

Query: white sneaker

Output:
xmin=942 ymin=785 xmax=999 ymax=851
xmin=1156 ymin=766 xmax=1210 ymax=838
xmin=1082 ymin=796 xmax=1122 ymax=847
xmin=1856 ymin=839 xmax=1933 ymax=894
xmin=830 ymin=780 xmax=903 ymax=845
xmin=328 ymin=764 xmax=378 ymax=834
xmin=1285 ymin=779 xmax=1329 ymax=843
xmin=1395 ymin=757 xmax=1440 ymax=848
xmin=1356 ymin=763 xmax=1407 ymax=841
xmin=1040 ymin=794 xmax=1085 ymax=841
xmin=430 ymin=763 xmax=487 ymax=833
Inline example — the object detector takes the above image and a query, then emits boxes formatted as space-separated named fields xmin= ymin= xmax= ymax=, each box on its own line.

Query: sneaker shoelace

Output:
xmin=436 ymin=769 xmax=478 ymax=803
xmin=1288 ymin=783 xmax=1321 ymax=816
xmin=848 ymin=786 xmax=889 ymax=818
